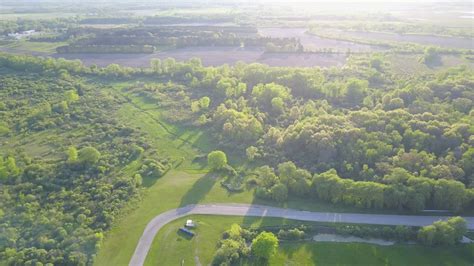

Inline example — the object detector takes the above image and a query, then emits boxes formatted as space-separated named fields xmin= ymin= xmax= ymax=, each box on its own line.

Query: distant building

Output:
xmin=7 ymin=30 xmax=37 ymax=39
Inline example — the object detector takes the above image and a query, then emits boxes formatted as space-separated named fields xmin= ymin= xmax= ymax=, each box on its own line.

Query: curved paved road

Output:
xmin=129 ymin=203 xmax=474 ymax=266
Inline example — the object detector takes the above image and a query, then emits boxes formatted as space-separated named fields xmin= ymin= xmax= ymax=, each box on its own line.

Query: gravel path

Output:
xmin=129 ymin=203 xmax=474 ymax=266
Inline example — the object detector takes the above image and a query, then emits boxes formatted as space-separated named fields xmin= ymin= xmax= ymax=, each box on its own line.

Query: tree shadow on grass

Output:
xmin=179 ymin=172 xmax=217 ymax=207
xmin=176 ymin=229 xmax=195 ymax=241
xmin=142 ymin=167 xmax=172 ymax=188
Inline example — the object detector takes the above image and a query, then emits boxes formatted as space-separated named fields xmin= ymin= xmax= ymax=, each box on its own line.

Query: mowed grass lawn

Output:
xmin=146 ymin=215 xmax=474 ymax=266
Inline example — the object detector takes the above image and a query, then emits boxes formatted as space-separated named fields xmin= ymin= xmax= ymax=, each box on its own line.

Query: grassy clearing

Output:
xmin=145 ymin=215 xmax=474 ymax=266
xmin=387 ymin=54 xmax=472 ymax=78
xmin=0 ymin=40 xmax=67 ymax=54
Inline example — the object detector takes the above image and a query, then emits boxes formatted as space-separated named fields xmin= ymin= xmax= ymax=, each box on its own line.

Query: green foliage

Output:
xmin=212 ymin=224 xmax=250 ymax=266
xmin=138 ymin=159 xmax=169 ymax=178
xmin=0 ymin=48 xmax=473 ymax=265
xmin=67 ymin=146 xmax=78 ymax=163
xmin=78 ymin=146 xmax=101 ymax=165
xmin=277 ymin=228 xmax=305 ymax=240
xmin=270 ymin=183 xmax=288 ymax=202
xmin=418 ymin=217 xmax=467 ymax=246
xmin=208 ymin=150 xmax=227 ymax=170
xmin=0 ymin=70 xmax=153 ymax=265
xmin=252 ymin=83 xmax=291 ymax=110
xmin=65 ymin=90 xmax=80 ymax=102
xmin=191 ymin=96 xmax=211 ymax=113
xmin=246 ymin=146 xmax=259 ymax=161
xmin=422 ymin=47 xmax=440 ymax=66
xmin=251 ymin=232 xmax=279 ymax=260
xmin=345 ymin=78 xmax=368 ymax=106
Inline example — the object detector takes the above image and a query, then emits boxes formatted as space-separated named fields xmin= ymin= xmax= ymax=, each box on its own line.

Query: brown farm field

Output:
xmin=342 ymin=31 xmax=473 ymax=49
xmin=258 ymin=27 xmax=385 ymax=52
xmin=51 ymin=46 xmax=348 ymax=67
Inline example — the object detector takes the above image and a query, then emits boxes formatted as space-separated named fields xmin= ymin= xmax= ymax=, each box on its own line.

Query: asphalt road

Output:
xmin=129 ymin=203 xmax=474 ymax=266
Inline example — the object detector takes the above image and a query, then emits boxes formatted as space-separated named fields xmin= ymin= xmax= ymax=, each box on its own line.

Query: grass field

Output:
xmin=145 ymin=215 xmax=474 ymax=266
xmin=0 ymin=40 xmax=67 ymax=54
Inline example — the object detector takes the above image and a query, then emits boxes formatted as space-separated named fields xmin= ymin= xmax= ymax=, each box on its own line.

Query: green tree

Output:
xmin=67 ymin=146 xmax=78 ymax=163
xmin=78 ymin=147 xmax=101 ymax=165
xmin=271 ymin=97 xmax=285 ymax=114
xmin=270 ymin=183 xmax=288 ymax=202
xmin=251 ymin=232 xmax=279 ymax=261
xmin=208 ymin=150 xmax=227 ymax=170
xmin=252 ymin=83 xmax=291 ymax=109
xmin=418 ymin=225 xmax=436 ymax=245
xmin=433 ymin=179 xmax=466 ymax=211
xmin=246 ymin=146 xmax=259 ymax=161
xmin=65 ymin=90 xmax=79 ymax=102
xmin=422 ymin=47 xmax=440 ymax=66
xmin=345 ymin=78 xmax=368 ymax=106
xmin=5 ymin=157 xmax=20 ymax=177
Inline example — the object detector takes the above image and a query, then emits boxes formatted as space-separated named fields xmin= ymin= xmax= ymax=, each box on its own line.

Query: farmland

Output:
xmin=258 ymin=27 xmax=384 ymax=52
xmin=339 ymin=31 xmax=473 ymax=50
xmin=52 ymin=46 xmax=348 ymax=68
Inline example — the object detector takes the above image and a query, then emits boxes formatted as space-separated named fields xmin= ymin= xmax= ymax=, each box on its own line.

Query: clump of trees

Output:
xmin=212 ymin=224 xmax=251 ymax=266
xmin=336 ymin=225 xmax=417 ymax=241
xmin=417 ymin=217 xmax=467 ymax=246
xmin=277 ymin=228 xmax=305 ymax=240
xmin=422 ymin=47 xmax=441 ymax=66
xmin=251 ymin=162 xmax=473 ymax=212
xmin=212 ymin=225 xmax=279 ymax=265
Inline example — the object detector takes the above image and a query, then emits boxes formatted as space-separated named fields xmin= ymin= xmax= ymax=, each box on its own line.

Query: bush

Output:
xmin=418 ymin=217 xmax=467 ymax=246
xmin=277 ymin=228 xmax=305 ymax=240
xmin=208 ymin=150 xmax=228 ymax=170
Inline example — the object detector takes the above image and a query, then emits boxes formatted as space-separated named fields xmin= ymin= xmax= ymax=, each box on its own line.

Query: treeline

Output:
xmin=143 ymin=15 xmax=236 ymax=25
xmin=59 ymin=26 xmax=300 ymax=52
xmin=79 ymin=17 xmax=139 ymax=24
xmin=251 ymin=162 xmax=474 ymax=212
xmin=0 ymin=18 xmax=75 ymax=35
xmin=57 ymin=44 xmax=155 ymax=54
